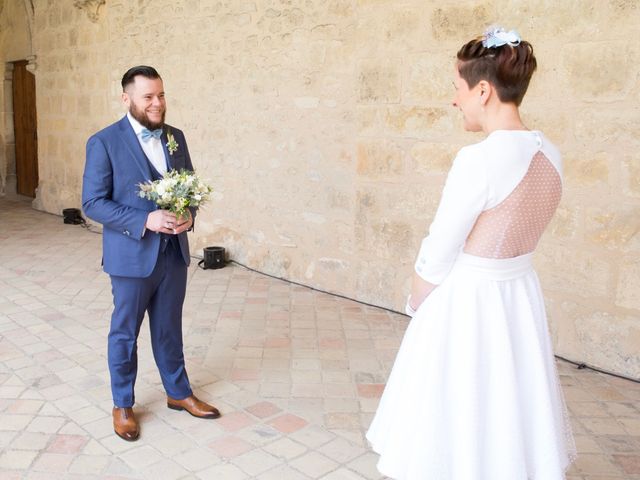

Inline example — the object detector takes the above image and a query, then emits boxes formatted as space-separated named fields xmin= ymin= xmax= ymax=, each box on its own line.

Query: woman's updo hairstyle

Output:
xmin=457 ymin=27 xmax=537 ymax=106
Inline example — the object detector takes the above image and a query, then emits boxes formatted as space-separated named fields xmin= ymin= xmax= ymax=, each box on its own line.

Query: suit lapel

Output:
xmin=161 ymin=129 xmax=172 ymax=171
xmin=118 ymin=116 xmax=153 ymax=181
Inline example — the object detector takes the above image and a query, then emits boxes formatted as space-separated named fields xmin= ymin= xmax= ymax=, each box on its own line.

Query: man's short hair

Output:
xmin=121 ymin=66 xmax=161 ymax=91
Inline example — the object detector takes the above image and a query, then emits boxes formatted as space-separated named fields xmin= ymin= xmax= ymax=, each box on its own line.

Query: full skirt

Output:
xmin=366 ymin=253 xmax=576 ymax=480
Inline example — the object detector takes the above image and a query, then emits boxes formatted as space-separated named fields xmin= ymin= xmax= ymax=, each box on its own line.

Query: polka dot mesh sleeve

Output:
xmin=463 ymin=152 xmax=562 ymax=259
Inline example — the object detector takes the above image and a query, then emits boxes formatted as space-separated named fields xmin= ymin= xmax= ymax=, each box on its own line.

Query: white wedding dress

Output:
xmin=366 ymin=130 xmax=576 ymax=480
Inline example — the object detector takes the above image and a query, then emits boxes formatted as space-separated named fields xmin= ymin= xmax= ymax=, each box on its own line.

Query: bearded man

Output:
xmin=82 ymin=66 xmax=220 ymax=442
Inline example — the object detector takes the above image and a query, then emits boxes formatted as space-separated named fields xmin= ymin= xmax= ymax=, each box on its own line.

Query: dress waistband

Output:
xmin=454 ymin=252 xmax=534 ymax=280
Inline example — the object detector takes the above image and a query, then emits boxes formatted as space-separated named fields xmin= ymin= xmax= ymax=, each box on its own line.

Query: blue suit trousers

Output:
xmin=108 ymin=238 xmax=192 ymax=407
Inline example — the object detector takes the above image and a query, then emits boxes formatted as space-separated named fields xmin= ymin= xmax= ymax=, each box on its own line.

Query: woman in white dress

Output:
xmin=366 ymin=27 xmax=576 ymax=480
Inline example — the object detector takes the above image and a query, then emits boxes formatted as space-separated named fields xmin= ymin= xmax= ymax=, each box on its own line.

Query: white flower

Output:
xmin=137 ymin=169 xmax=213 ymax=217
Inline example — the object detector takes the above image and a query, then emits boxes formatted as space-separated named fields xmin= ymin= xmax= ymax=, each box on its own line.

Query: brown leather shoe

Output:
xmin=112 ymin=407 xmax=139 ymax=441
xmin=167 ymin=394 xmax=221 ymax=419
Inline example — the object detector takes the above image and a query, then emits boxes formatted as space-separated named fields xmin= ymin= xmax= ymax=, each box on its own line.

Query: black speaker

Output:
xmin=200 ymin=246 xmax=226 ymax=269
xmin=62 ymin=208 xmax=84 ymax=225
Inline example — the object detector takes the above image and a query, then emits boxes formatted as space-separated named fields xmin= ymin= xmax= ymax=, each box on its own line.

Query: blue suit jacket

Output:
xmin=82 ymin=116 xmax=194 ymax=278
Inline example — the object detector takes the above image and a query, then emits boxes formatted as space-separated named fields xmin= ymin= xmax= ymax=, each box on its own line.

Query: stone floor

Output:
xmin=0 ymin=196 xmax=638 ymax=480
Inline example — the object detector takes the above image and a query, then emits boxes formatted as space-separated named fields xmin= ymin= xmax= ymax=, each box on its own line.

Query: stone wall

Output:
xmin=0 ymin=0 xmax=32 ymax=195
xmin=2 ymin=0 xmax=639 ymax=378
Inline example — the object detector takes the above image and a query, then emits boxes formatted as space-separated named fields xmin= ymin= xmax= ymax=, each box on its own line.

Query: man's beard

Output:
xmin=129 ymin=102 xmax=165 ymax=130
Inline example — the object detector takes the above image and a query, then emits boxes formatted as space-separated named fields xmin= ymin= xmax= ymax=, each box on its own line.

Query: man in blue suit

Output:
xmin=82 ymin=66 xmax=220 ymax=442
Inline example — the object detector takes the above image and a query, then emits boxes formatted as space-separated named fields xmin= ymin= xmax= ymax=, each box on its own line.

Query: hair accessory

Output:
xmin=482 ymin=26 xmax=521 ymax=48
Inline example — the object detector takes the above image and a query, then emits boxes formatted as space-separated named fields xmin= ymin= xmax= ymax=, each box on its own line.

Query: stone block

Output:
xmin=46 ymin=136 xmax=59 ymax=158
xmin=500 ymin=0 xmax=601 ymax=38
xmin=356 ymin=140 xmax=404 ymax=177
xmin=562 ymin=41 xmax=636 ymax=98
xmin=355 ymin=106 xmax=381 ymax=137
xmin=602 ymin=0 xmax=640 ymax=30
xmin=404 ymin=52 xmax=455 ymax=104
xmin=68 ymin=29 xmax=79 ymax=47
xmin=547 ymin=204 xmax=581 ymax=240
xmin=355 ymin=183 xmax=439 ymax=255
xmin=304 ymin=257 xmax=352 ymax=294
xmin=356 ymin=0 xmax=396 ymax=6
xmin=430 ymin=4 xmax=491 ymax=41
xmin=327 ymin=0 xmax=354 ymax=17
xmin=354 ymin=258 xmax=407 ymax=309
xmin=585 ymin=205 xmax=640 ymax=252
xmin=356 ymin=7 xmax=431 ymax=53
xmin=48 ymin=9 xmax=61 ymax=28
xmin=76 ymin=96 xmax=90 ymax=117
xmin=409 ymin=141 xmax=456 ymax=175
xmin=326 ymin=186 xmax=352 ymax=212
xmin=577 ymin=311 xmax=640 ymax=380
xmin=534 ymin=244 xmax=612 ymax=298
xmin=357 ymin=60 xmax=400 ymax=104
xmin=519 ymin=109 xmax=569 ymax=145
xmin=563 ymin=151 xmax=610 ymax=188
xmin=544 ymin=297 xmax=580 ymax=354
xmin=616 ymin=258 xmax=640 ymax=310
xmin=568 ymin=108 xmax=640 ymax=147
xmin=385 ymin=106 xmax=452 ymax=138
xmin=622 ymin=154 xmax=640 ymax=198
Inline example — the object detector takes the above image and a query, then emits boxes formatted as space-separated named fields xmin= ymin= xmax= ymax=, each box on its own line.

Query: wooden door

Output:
xmin=12 ymin=60 xmax=39 ymax=198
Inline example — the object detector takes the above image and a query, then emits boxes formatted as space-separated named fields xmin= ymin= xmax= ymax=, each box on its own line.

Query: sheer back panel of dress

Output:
xmin=463 ymin=151 xmax=561 ymax=259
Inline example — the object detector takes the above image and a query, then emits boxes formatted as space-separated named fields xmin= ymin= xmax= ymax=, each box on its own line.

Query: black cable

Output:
xmin=195 ymin=256 xmax=640 ymax=385
xmin=554 ymin=355 xmax=639 ymax=384
xmin=193 ymin=256 xmax=407 ymax=316
xmin=33 ymin=203 xmax=640 ymax=385
xmin=18 ymin=203 xmax=640 ymax=385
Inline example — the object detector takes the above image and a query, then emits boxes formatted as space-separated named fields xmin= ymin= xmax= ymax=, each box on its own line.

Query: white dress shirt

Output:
xmin=127 ymin=112 xmax=167 ymax=175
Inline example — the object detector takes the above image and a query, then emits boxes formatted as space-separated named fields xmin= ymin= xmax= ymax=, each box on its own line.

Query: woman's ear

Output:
xmin=477 ymin=80 xmax=492 ymax=105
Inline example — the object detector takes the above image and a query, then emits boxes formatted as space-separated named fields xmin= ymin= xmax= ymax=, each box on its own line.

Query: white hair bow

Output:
xmin=482 ymin=26 xmax=521 ymax=48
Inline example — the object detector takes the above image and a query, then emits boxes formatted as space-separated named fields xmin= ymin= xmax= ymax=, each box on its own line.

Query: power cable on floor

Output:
xmin=41 ymin=207 xmax=640 ymax=384
xmin=48 ymin=207 xmax=640 ymax=387
xmin=196 ymin=256 xmax=640 ymax=385
xmin=195 ymin=256 xmax=402 ymax=315
xmin=43 ymin=198 xmax=634 ymax=384
xmin=553 ymin=355 xmax=640 ymax=384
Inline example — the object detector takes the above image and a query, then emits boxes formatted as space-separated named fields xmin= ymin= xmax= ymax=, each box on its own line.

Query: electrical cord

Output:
xmin=15 ymin=203 xmax=640 ymax=384
xmin=195 ymin=256 xmax=402 ymax=314
xmin=195 ymin=255 xmax=640 ymax=384
xmin=45 ymin=205 xmax=640 ymax=385
xmin=553 ymin=355 xmax=640 ymax=384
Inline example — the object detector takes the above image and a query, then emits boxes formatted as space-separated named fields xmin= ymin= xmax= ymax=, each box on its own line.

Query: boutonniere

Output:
xmin=166 ymin=129 xmax=179 ymax=155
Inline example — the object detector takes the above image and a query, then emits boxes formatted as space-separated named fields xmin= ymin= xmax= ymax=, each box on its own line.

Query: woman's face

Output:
xmin=452 ymin=66 xmax=483 ymax=132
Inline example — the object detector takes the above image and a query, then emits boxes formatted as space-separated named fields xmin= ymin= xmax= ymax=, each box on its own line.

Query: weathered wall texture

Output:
xmin=0 ymin=0 xmax=32 ymax=195
xmin=1 ymin=0 xmax=639 ymax=378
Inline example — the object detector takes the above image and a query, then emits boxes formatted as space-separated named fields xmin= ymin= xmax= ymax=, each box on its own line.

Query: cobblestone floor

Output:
xmin=0 ymin=197 xmax=639 ymax=479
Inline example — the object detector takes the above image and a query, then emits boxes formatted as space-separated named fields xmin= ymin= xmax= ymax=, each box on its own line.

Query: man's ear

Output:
xmin=122 ymin=91 xmax=130 ymax=107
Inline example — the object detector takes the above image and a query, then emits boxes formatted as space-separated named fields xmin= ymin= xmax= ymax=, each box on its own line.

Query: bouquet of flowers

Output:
xmin=138 ymin=169 xmax=213 ymax=218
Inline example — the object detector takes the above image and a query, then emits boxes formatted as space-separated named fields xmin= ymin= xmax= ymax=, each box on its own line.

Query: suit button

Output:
xmin=123 ymin=230 xmax=130 ymax=236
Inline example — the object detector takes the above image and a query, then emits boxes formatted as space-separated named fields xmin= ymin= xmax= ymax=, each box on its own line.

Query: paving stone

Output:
xmin=0 ymin=198 xmax=638 ymax=479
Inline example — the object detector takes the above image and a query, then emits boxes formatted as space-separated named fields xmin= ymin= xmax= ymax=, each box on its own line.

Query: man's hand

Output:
xmin=145 ymin=210 xmax=192 ymax=235
xmin=173 ymin=210 xmax=193 ymax=234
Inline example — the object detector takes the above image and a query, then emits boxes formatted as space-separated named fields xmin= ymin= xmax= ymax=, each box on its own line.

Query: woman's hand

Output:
xmin=408 ymin=273 xmax=437 ymax=313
